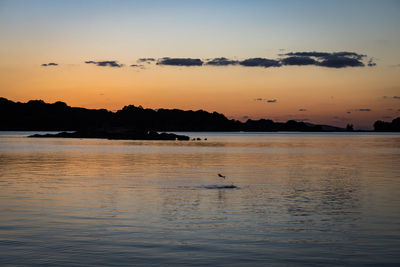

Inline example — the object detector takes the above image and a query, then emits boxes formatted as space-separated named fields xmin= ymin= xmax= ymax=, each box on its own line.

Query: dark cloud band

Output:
xmin=56 ymin=51 xmax=374 ymax=70
xmin=154 ymin=51 xmax=373 ymax=69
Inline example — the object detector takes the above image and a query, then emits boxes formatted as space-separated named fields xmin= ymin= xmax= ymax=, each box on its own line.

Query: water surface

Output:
xmin=1 ymin=132 xmax=399 ymax=266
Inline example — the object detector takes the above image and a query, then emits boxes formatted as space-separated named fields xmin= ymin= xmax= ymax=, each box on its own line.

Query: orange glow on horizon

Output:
xmin=1 ymin=62 xmax=399 ymax=129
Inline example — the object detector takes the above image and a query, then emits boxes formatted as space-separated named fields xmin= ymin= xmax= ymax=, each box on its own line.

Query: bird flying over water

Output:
xmin=218 ymin=173 xmax=226 ymax=179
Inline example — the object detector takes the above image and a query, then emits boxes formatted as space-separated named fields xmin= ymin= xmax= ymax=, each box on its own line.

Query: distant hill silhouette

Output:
xmin=374 ymin=118 xmax=400 ymax=131
xmin=0 ymin=97 xmax=349 ymax=132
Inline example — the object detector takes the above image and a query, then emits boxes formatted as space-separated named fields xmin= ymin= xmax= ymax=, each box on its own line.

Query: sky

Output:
xmin=0 ymin=0 xmax=399 ymax=129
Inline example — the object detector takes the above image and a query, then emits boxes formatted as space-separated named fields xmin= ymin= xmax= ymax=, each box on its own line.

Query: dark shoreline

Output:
xmin=1 ymin=97 xmax=399 ymax=132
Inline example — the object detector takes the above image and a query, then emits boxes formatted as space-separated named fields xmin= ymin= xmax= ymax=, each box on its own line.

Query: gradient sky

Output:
xmin=1 ymin=0 xmax=400 ymax=129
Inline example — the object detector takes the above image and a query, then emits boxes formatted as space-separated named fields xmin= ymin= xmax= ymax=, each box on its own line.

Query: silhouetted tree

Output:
xmin=346 ymin=124 xmax=354 ymax=131
xmin=374 ymin=118 xmax=400 ymax=131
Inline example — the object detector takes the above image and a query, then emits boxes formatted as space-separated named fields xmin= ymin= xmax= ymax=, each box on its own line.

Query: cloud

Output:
xmin=383 ymin=95 xmax=400 ymax=100
xmin=206 ymin=57 xmax=239 ymax=66
xmin=138 ymin=58 xmax=156 ymax=64
xmin=138 ymin=58 xmax=155 ymax=62
xmin=346 ymin=111 xmax=351 ymax=114
xmin=318 ymin=56 xmax=364 ymax=68
xmin=382 ymin=116 xmax=392 ymax=119
xmin=281 ymin=56 xmax=317 ymax=66
xmin=85 ymin=60 xmax=123 ymax=67
xmin=368 ymin=58 xmax=376 ymax=67
xmin=254 ymin=98 xmax=278 ymax=103
xmin=134 ymin=51 xmax=373 ymax=69
xmin=157 ymin=57 xmax=203 ymax=66
xmin=239 ymin=58 xmax=281 ymax=68
xmin=284 ymin=52 xmax=330 ymax=58
xmin=130 ymin=64 xmax=144 ymax=68
xmin=358 ymin=108 xmax=371 ymax=112
xmin=284 ymin=51 xmax=365 ymax=59
xmin=41 ymin=62 xmax=58 ymax=66
xmin=298 ymin=108 xmax=307 ymax=111
xmin=282 ymin=51 xmax=368 ymax=68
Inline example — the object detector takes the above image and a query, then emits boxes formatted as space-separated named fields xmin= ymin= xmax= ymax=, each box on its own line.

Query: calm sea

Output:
xmin=0 ymin=132 xmax=399 ymax=266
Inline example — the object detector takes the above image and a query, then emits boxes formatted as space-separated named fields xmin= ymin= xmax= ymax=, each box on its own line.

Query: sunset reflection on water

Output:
xmin=1 ymin=132 xmax=399 ymax=266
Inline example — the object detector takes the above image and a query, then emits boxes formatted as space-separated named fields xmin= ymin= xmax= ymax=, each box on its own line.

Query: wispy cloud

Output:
xmin=367 ymin=58 xmax=376 ymax=67
xmin=41 ymin=62 xmax=58 ymax=67
xmin=130 ymin=64 xmax=144 ymax=68
xmin=85 ymin=60 xmax=123 ymax=67
xmin=383 ymin=95 xmax=400 ymax=100
xmin=138 ymin=58 xmax=156 ymax=63
xmin=254 ymin=98 xmax=278 ymax=103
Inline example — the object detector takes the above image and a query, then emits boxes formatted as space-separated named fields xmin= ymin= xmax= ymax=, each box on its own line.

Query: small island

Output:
xmin=29 ymin=128 xmax=190 ymax=141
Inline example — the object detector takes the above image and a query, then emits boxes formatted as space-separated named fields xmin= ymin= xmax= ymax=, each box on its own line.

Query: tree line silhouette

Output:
xmin=1 ymin=97 xmax=398 ymax=132
xmin=374 ymin=118 xmax=400 ymax=131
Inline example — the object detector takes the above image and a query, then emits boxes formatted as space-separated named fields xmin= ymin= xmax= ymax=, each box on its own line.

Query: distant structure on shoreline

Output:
xmin=0 ymin=97 xmax=398 ymax=132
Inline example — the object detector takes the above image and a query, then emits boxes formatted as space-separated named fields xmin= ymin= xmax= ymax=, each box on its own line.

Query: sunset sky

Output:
xmin=1 ymin=0 xmax=399 ymax=129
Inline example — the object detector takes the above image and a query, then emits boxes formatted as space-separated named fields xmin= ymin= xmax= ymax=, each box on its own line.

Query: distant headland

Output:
xmin=0 ymin=98 xmax=399 ymax=139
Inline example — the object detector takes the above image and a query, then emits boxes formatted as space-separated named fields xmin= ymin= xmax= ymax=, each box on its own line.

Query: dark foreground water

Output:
xmin=0 ymin=132 xmax=399 ymax=266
